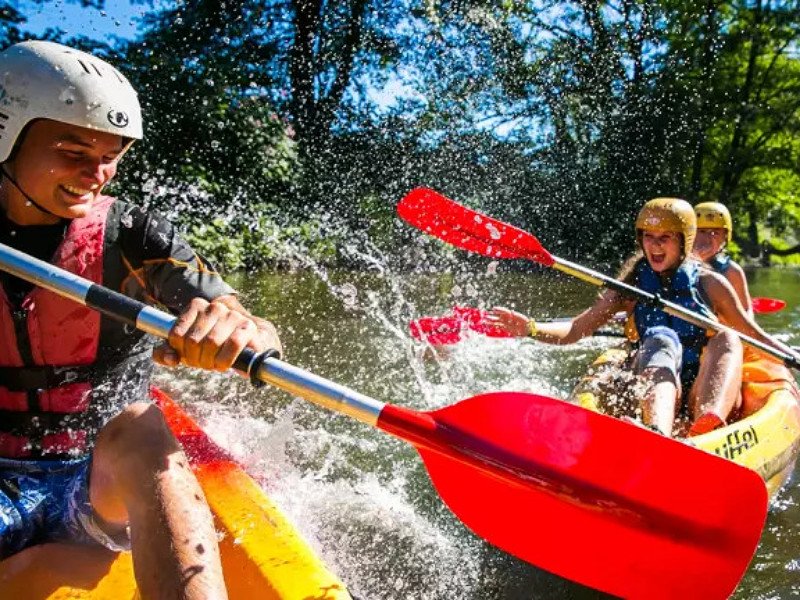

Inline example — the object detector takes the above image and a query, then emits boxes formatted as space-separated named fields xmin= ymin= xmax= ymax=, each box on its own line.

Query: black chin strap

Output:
xmin=0 ymin=164 xmax=60 ymax=217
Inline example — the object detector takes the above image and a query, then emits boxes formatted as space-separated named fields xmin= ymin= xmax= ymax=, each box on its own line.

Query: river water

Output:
xmin=155 ymin=265 xmax=800 ymax=599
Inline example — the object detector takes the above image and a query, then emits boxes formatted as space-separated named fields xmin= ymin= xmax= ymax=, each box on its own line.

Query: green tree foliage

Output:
xmin=676 ymin=0 xmax=800 ymax=260
xmin=100 ymin=2 xmax=299 ymax=269
xmin=8 ymin=0 xmax=800 ymax=268
xmin=1 ymin=0 xmax=104 ymax=47
xmin=1 ymin=2 xmax=27 ymax=47
xmin=109 ymin=0 xmax=413 ymax=267
xmin=397 ymin=0 xmax=800 ymax=264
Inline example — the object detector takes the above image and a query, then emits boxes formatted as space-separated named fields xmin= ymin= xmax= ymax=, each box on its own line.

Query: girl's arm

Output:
xmin=726 ymin=262 xmax=753 ymax=318
xmin=487 ymin=290 xmax=632 ymax=345
xmin=703 ymin=271 xmax=800 ymax=362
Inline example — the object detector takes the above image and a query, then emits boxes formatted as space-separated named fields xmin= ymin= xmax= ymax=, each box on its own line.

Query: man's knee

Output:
xmin=95 ymin=402 xmax=181 ymax=470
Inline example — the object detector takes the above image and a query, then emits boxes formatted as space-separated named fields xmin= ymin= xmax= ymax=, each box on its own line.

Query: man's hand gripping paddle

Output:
xmin=0 ymin=241 xmax=768 ymax=599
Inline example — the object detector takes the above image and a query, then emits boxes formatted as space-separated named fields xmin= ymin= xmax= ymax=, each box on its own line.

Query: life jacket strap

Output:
xmin=0 ymin=365 xmax=95 ymax=391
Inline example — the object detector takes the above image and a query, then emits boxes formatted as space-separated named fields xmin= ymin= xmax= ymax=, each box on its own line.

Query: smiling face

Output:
xmin=694 ymin=228 xmax=727 ymax=261
xmin=641 ymin=230 xmax=683 ymax=272
xmin=0 ymin=119 xmax=126 ymax=224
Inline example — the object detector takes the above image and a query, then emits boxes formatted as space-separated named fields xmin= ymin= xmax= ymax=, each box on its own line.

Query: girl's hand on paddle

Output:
xmin=484 ymin=307 xmax=532 ymax=337
xmin=155 ymin=296 xmax=283 ymax=371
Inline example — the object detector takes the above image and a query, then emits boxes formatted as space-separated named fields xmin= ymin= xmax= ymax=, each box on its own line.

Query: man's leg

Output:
xmin=89 ymin=401 xmax=227 ymax=600
xmin=688 ymin=330 xmax=743 ymax=435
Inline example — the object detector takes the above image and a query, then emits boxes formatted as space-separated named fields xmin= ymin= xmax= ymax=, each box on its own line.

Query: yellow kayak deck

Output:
xmin=0 ymin=387 xmax=351 ymax=599
xmin=571 ymin=345 xmax=800 ymax=497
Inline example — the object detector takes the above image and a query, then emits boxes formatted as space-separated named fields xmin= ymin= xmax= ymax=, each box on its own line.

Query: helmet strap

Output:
xmin=0 ymin=164 xmax=60 ymax=218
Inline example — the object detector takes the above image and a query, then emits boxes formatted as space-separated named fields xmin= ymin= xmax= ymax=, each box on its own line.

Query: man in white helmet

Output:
xmin=0 ymin=41 xmax=282 ymax=599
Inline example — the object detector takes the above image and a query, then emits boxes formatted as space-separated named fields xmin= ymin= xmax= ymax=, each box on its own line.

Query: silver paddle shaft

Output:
xmin=552 ymin=256 xmax=800 ymax=370
xmin=0 ymin=242 xmax=385 ymax=425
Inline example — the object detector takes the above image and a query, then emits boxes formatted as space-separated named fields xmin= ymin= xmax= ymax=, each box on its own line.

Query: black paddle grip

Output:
xmin=233 ymin=348 xmax=281 ymax=387
xmin=85 ymin=283 xmax=146 ymax=324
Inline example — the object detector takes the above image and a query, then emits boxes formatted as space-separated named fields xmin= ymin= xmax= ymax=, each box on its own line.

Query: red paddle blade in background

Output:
xmin=451 ymin=306 xmax=513 ymax=338
xmin=397 ymin=187 xmax=555 ymax=265
xmin=408 ymin=313 xmax=464 ymax=345
xmin=377 ymin=392 xmax=768 ymax=600
xmin=409 ymin=306 xmax=513 ymax=345
xmin=752 ymin=297 xmax=787 ymax=313
xmin=400 ymin=188 xmax=789 ymax=317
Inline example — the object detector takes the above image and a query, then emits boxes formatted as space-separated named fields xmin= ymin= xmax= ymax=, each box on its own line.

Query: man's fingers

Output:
xmin=169 ymin=298 xmax=284 ymax=371
xmin=181 ymin=301 xmax=228 ymax=366
xmin=213 ymin=319 xmax=258 ymax=370
xmin=153 ymin=344 xmax=180 ymax=367
xmin=168 ymin=298 xmax=205 ymax=356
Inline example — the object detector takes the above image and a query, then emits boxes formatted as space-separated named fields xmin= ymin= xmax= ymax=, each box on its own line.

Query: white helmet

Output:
xmin=0 ymin=40 xmax=142 ymax=163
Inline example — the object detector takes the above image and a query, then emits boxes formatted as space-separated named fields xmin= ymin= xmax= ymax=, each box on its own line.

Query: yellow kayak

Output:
xmin=0 ymin=387 xmax=351 ymax=599
xmin=571 ymin=344 xmax=800 ymax=497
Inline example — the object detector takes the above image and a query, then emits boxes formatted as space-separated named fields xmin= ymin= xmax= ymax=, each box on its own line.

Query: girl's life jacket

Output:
xmin=632 ymin=258 xmax=715 ymax=380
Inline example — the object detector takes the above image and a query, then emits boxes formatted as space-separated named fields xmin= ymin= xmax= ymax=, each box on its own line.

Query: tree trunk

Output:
xmin=719 ymin=0 xmax=763 ymax=204
xmin=765 ymin=242 xmax=800 ymax=256
xmin=314 ymin=0 xmax=369 ymax=142
xmin=689 ymin=0 xmax=719 ymax=201
xmin=289 ymin=0 xmax=368 ymax=154
xmin=747 ymin=204 xmax=761 ymax=259
xmin=289 ymin=0 xmax=323 ymax=149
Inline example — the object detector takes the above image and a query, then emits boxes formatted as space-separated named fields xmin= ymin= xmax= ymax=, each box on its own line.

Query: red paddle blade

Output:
xmin=377 ymin=392 xmax=767 ymax=599
xmin=398 ymin=188 xmax=555 ymax=265
xmin=409 ymin=314 xmax=464 ymax=345
xmin=752 ymin=297 xmax=786 ymax=313
xmin=409 ymin=306 xmax=513 ymax=345
xmin=452 ymin=306 xmax=513 ymax=338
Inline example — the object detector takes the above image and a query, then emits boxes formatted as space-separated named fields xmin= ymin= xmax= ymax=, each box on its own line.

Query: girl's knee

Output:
xmin=707 ymin=330 xmax=742 ymax=354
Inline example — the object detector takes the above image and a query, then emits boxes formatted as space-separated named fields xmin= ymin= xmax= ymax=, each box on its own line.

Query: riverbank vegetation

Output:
xmin=4 ymin=0 xmax=800 ymax=270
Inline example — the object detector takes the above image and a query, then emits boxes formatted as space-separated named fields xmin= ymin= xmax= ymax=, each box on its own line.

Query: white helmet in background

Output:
xmin=0 ymin=40 xmax=142 ymax=163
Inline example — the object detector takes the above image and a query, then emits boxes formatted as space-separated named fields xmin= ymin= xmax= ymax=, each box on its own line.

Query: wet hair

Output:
xmin=617 ymin=250 xmax=644 ymax=284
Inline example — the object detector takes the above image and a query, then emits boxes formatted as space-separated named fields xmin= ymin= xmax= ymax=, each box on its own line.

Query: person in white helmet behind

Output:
xmin=0 ymin=40 xmax=282 ymax=599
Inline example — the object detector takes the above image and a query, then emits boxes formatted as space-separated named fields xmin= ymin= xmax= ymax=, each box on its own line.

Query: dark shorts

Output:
xmin=0 ymin=456 xmax=130 ymax=559
xmin=633 ymin=326 xmax=701 ymax=402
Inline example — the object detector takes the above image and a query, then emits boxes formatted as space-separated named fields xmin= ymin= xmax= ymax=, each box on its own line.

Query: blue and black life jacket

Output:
xmin=707 ymin=253 xmax=731 ymax=275
xmin=632 ymin=258 xmax=715 ymax=372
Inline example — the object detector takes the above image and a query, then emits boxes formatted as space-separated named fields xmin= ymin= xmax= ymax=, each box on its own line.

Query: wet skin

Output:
xmin=485 ymin=224 xmax=800 ymax=435
xmin=640 ymin=230 xmax=682 ymax=272
xmin=0 ymin=119 xmax=124 ymax=224
xmin=0 ymin=119 xmax=282 ymax=369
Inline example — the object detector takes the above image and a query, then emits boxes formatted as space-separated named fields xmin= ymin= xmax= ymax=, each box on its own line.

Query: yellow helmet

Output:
xmin=694 ymin=202 xmax=732 ymax=243
xmin=635 ymin=197 xmax=697 ymax=256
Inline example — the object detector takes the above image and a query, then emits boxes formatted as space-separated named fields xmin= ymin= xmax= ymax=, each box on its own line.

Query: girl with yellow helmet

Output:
xmin=485 ymin=197 xmax=800 ymax=438
xmin=694 ymin=202 xmax=752 ymax=316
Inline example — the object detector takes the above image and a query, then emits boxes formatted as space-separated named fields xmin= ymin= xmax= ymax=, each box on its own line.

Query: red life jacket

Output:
xmin=0 ymin=198 xmax=112 ymax=458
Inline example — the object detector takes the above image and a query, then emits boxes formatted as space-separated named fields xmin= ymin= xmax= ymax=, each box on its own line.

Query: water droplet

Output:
xmin=486 ymin=223 xmax=501 ymax=240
